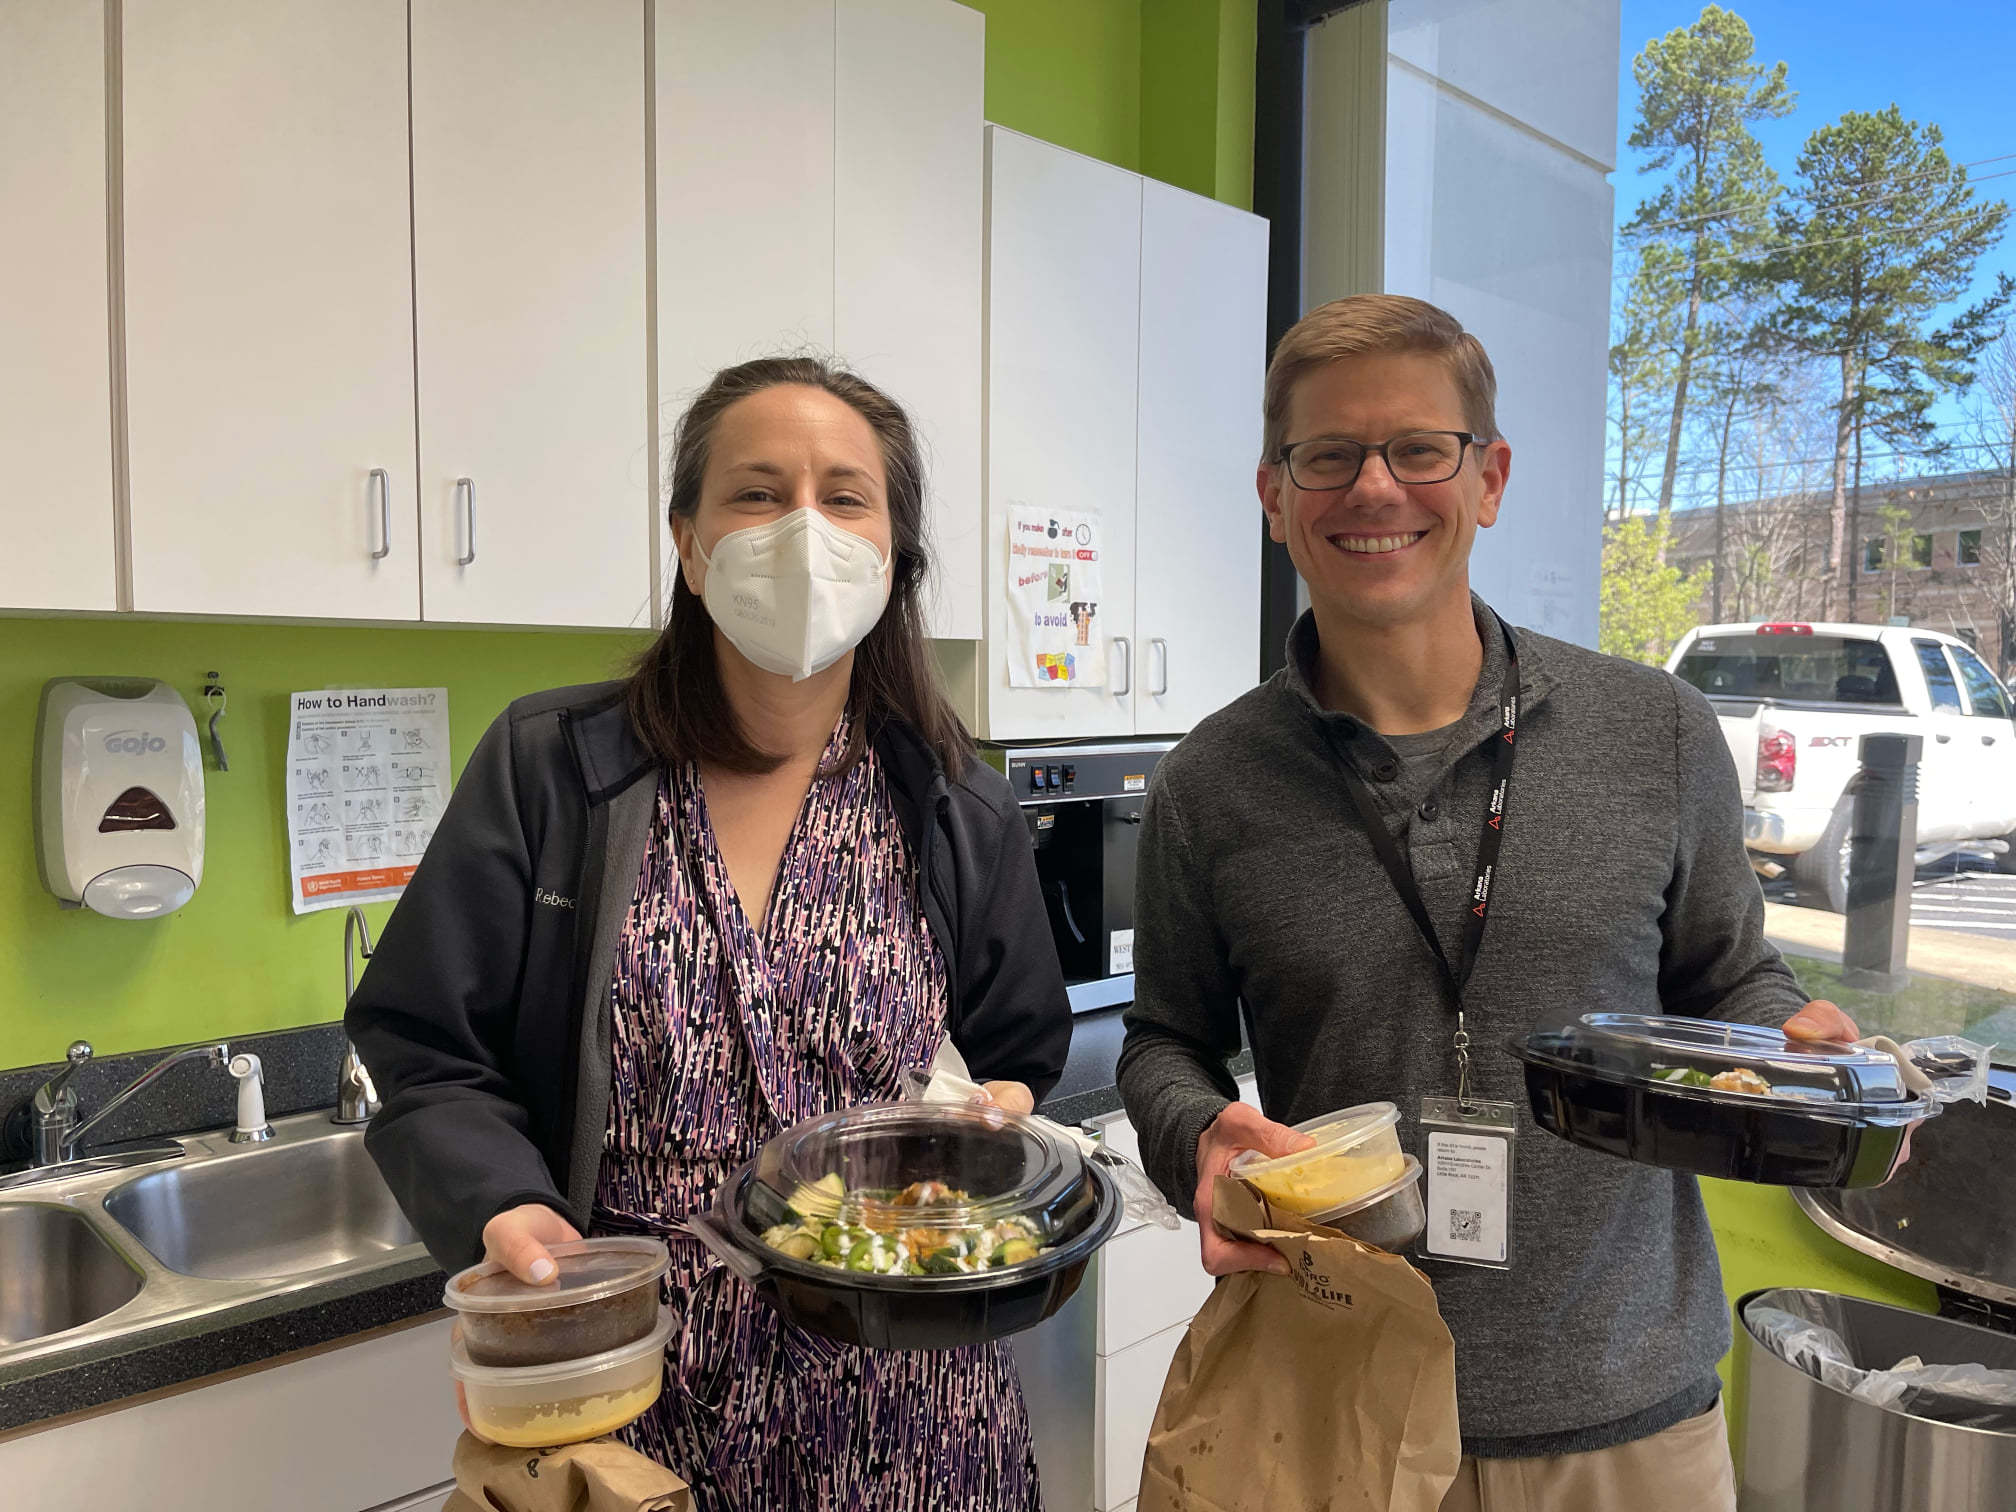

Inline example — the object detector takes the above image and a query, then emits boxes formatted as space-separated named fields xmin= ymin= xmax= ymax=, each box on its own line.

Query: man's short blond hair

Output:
xmin=1262 ymin=294 xmax=1500 ymax=461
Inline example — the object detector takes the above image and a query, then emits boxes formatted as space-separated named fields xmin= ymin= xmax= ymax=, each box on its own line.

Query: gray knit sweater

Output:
xmin=1116 ymin=600 xmax=1806 ymax=1456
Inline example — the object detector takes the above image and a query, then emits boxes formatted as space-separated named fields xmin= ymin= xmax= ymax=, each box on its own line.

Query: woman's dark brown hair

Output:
xmin=627 ymin=356 xmax=971 ymax=778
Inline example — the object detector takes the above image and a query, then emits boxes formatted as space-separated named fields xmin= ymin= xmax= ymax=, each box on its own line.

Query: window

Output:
xmin=1952 ymin=644 xmax=2013 ymax=720
xmin=1959 ymin=627 xmax=1981 ymax=650
xmin=1915 ymin=640 xmax=1964 ymax=711
xmin=1674 ymin=634 xmax=1900 ymax=704
xmin=1864 ymin=538 xmax=1885 ymax=572
xmin=1960 ymin=529 xmax=1983 ymax=566
xmin=1911 ymin=534 xmax=1933 ymax=569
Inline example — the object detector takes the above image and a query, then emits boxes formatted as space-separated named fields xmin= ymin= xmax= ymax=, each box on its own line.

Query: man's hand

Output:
xmin=1194 ymin=1103 xmax=1315 ymax=1277
xmin=1783 ymin=1000 xmax=1861 ymax=1044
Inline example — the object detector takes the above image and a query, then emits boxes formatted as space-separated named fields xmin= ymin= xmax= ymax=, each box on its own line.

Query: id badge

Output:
xmin=1417 ymin=1096 xmax=1517 ymax=1270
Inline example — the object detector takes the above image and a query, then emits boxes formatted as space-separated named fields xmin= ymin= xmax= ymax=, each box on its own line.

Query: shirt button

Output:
xmin=1418 ymin=796 xmax=1440 ymax=821
xmin=1372 ymin=759 xmax=1400 ymax=783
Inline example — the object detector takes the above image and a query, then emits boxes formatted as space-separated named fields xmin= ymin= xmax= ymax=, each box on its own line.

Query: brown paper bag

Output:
xmin=1137 ymin=1177 xmax=1460 ymax=1512
xmin=443 ymin=1432 xmax=692 ymax=1512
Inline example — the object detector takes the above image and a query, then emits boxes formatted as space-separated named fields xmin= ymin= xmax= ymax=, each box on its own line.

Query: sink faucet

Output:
xmin=334 ymin=906 xmax=381 ymax=1126
xmin=27 ymin=1039 xmax=231 ymax=1167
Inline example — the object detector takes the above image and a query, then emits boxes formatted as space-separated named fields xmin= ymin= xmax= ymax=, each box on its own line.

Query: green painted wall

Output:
xmin=962 ymin=0 xmax=1143 ymax=174
xmin=1 ymin=619 xmax=645 ymax=1066
xmin=963 ymin=0 xmax=1256 ymax=209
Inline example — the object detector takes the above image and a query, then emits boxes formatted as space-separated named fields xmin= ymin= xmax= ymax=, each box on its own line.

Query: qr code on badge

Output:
xmin=1449 ymin=1209 xmax=1482 ymax=1243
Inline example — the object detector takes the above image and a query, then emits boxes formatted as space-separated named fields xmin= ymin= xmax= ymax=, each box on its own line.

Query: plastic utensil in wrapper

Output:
xmin=902 ymin=1056 xmax=1181 ymax=1232
xmin=1509 ymin=1014 xmax=1990 ymax=1187
xmin=1228 ymin=1101 xmax=1407 ymax=1216
xmin=444 ymin=1236 xmax=669 ymax=1367
xmin=450 ymin=1308 xmax=674 ymax=1448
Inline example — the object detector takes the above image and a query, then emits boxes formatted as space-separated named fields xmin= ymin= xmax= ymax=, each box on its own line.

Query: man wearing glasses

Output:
xmin=1117 ymin=294 xmax=1853 ymax=1509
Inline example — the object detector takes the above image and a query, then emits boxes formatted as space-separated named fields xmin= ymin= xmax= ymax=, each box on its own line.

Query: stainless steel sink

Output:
xmin=0 ymin=1202 xmax=145 ymax=1345
xmin=103 ymin=1126 xmax=419 ymax=1280
xmin=0 ymin=1113 xmax=433 ymax=1373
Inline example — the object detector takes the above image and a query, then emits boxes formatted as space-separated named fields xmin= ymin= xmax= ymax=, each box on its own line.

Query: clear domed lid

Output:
xmin=743 ymin=1101 xmax=1099 ymax=1264
xmin=1512 ymin=1013 xmax=1933 ymax=1120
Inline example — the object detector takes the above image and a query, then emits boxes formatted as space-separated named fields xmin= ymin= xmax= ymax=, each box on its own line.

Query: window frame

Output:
xmin=1950 ymin=641 xmax=2014 ymax=720
xmin=1913 ymin=638 xmax=1965 ymax=713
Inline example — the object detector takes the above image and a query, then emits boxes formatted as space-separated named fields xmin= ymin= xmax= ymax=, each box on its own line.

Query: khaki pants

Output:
xmin=1438 ymin=1400 xmax=1737 ymax=1512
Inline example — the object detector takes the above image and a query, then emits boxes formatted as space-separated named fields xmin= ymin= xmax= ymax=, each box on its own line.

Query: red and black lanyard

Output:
xmin=1328 ymin=615 xmax=1521 ymax=1022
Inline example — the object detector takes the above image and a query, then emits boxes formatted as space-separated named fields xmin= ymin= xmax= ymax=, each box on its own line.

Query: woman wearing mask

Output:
xmin=348 ymin=358 xmax=1070 ymax=1510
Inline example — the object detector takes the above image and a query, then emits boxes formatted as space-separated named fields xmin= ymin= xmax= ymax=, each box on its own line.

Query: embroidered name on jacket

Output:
xmin=535 ymin=889 xmax=575 ymax=910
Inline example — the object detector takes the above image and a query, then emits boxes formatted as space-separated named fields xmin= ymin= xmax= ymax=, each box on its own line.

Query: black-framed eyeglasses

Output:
xmin=1275 ymin=431 xmax=1480 ymax=491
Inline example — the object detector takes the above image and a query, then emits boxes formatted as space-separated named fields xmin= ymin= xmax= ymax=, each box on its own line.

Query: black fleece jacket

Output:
xmin=346 ymin=681 xmax=1071 ymax=1268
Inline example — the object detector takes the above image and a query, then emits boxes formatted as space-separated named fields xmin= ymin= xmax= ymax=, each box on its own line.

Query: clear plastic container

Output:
xmin=444 ymin=1236 xmax=669 ymax=1368
xmin=1307 ymin=1154 xmax=1426 ymax=1251
xmin=1228 ymin=1101 xmax=1406 ymax=1217
xmin=742 ymin=1101 xmax=1098 ymax=1277
xmin=1513 ymin=1014 xmax=1933 ymax=1115
xmin=450 ymin=1307 xmax=672 ymax=1448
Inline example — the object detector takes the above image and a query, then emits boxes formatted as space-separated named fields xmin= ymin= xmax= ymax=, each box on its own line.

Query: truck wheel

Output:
xmin=1790 ymin=800 xmax=1852 ymax=913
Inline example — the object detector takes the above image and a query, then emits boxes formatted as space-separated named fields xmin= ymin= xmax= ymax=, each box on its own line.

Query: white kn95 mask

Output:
xmin=694 ymin=508 xmax=892 ymax=682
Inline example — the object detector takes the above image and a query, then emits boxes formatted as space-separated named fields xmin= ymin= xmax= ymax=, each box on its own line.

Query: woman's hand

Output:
xmin=480 ymin=1202 xmax=582 ymax=1284
xmin=1194 ymin=1103 xmax=1314 ymax=1277
xmin=457 ymin=1204 xmax=584 ymax=1442
xmin=980 ymin=1080 xmax=1035 ymax=1116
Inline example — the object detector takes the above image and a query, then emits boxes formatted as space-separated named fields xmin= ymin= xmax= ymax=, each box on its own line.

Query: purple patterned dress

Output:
xmin=593 ymin=717 xmax=1044 ymax=1512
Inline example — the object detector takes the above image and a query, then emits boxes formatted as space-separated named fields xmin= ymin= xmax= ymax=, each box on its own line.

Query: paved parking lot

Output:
xmin=1767 ymin=853 xmax=2016 ymax=942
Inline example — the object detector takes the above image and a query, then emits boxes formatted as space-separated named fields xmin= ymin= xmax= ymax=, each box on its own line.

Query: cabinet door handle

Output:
xmin=455 ymin=477 xmax=476 ymax=566
xmin=1113 ymin=637 xmax=1132 ymax=697
xmin=1985 ymin=735 xmax=1999 ymax=746
xmin=368 ymin=469 xmax=391 ymax=560
xmin=1937 ymin=733 xmax=1953 ymax=743
xmin=1150 ymin=638 xmax=1169 ymax=696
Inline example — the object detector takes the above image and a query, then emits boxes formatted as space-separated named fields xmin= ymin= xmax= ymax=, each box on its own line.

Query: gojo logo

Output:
xmin=103 ymin=730 xmax=168 ymax=756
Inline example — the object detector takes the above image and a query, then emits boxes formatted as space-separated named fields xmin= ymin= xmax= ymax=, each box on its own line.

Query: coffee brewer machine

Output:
xmin=985 ymin=741 xmax=1175 ymax=1014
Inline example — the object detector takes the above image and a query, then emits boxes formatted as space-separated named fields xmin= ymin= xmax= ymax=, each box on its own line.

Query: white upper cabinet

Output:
xmin=656 ymin=0 xmax=835 ymax=414
xmin=655 ymin=0 xmax=836 ymax=609
xmin=411 ymin=0 xmax=650 ymax=629
xmin=982 ymin=128 xmax=1142 ymax=741
xmin=1134 ymin=179 xmax=1269 ymax=734
xmin=0 ymin=0 xmax=116 ymax=613
xmin=835 ymin=0 xmax=985 ymax=640
xmin=122 ymin=0 xmax=419 ymax=620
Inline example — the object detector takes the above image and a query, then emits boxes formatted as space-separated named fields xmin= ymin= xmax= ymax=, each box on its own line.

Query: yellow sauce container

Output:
xmin=1229 ymin=1101 xmax=1406 ymax=1216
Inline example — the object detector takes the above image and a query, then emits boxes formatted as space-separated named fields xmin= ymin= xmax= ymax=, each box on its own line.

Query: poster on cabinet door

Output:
xmin=285 ymin=688 xmax=450 ymax=915
xmin=1006 ymin=505 xmax=1107 ymax=688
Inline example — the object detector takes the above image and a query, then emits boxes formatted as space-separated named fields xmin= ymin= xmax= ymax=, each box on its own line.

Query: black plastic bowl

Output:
xmin=689 ymin=1151 xmax=1122 ymax=1352
xmin=1515 ymin=1056 xmax=1913 ymax=1188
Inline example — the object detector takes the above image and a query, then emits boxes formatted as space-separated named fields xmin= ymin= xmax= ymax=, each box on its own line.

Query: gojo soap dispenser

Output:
xmin=34 ymin=678 xmax=206 ymax=919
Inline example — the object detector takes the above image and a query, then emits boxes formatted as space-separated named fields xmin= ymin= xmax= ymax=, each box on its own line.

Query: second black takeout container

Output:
xmin=688 ymin=1101 xmax=1121 ymax=1351
xmin=1510 ymin=1013 xmax=1941 ymax=1188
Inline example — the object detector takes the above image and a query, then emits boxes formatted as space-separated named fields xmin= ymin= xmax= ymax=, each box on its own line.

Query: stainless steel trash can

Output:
xmin=1736 ymin=1287 xmax=2016 ymax=1510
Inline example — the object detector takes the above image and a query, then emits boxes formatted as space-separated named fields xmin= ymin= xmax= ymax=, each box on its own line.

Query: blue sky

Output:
xmin=1614 ymin=0 xmax=2016 ymax=465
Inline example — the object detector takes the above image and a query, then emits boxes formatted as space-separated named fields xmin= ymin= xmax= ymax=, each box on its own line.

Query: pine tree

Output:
xmin=1622 ymin=5 xmax=1792 ymax=545
xmin=1763 ymin=105 xmax=2014 ymax=620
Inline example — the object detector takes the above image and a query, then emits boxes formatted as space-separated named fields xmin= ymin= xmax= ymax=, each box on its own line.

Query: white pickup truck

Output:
xmin=1666 ymin=621 xmax=2016 ymax=911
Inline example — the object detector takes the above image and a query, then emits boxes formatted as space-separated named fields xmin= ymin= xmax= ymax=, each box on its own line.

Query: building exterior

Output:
xmin=1666 ymin=468 xmax=2016 ymax=675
